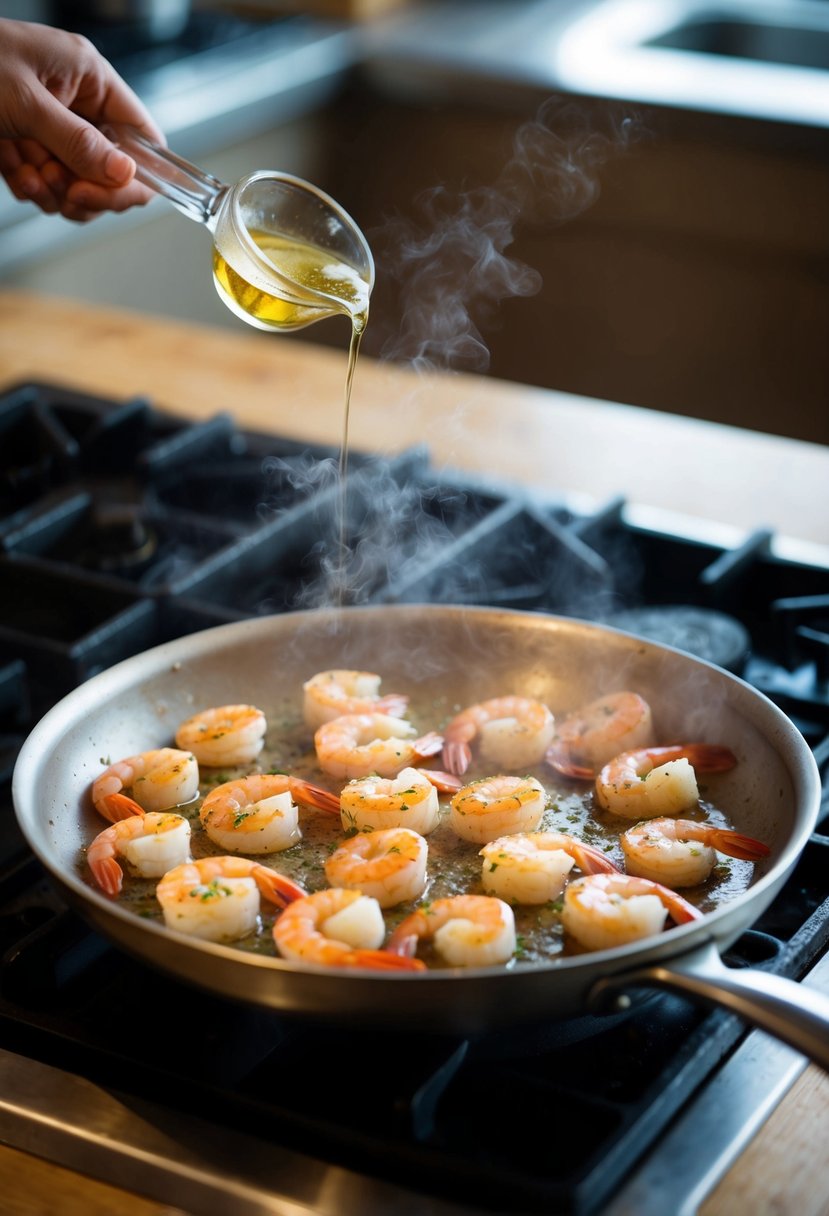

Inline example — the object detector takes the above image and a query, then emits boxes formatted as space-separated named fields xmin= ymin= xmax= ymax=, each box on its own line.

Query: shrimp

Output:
xmin=546 ymin=692 xmax=655 ymax=779
xmin=302 ymin=670 xmax=408 ymax=730
xmin=449 ymin=775 xmax=547 ymax=844
xmin=595 ymin=744 xmax=737 ymax=819
xmin=479 ymin=831 xmax=619 ymax=905
xmin=441 ymin=696 xmax=555 ymax=776
xmin=156 ymin=856 xmax=305 ymax=943
xmin=314 ymin=712 xmax=442 ymax=780
xmin=199 ymin=773 xmax=340 ymax=854
xmin=273 ymin=888 xmax=425 ymax=971
xmin=339 ymin=766 xmax=442 ymax=836
xmin=87 ymin=812 xmax=192 ymax=897
xmin=561 ymin=872 xmax=703 ymax=952
xmin=621 ymin=817 xmax=770 ymax=887
xmin=388 ymin=895 xmax=517 ymax=968
xmin=325 ymin=828 xmax=428 ymax=908
xmin=91 ymin=748 xmax=199 ymax=822
xmin=175 ymin=704 xmax=266 ymax=767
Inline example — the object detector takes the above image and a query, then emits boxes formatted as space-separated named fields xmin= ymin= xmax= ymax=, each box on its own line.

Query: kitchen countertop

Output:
xmin=0 ymin=288 xmax=828 ymax=1215
xmin=0 ymin=289 xmax=827 ymax=560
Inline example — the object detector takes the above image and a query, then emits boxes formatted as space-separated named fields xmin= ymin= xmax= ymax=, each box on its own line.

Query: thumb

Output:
xmin=33 ymin=90 xmax=135 ymax=185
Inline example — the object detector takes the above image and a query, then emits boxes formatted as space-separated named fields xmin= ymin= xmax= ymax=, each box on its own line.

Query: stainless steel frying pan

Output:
xmin=11 ymin=605 xmax=829 ymax=1066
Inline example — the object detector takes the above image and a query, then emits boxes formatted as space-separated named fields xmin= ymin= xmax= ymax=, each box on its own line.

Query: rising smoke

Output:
xmin=374 ymin=100 xmax=641 ymax=373
xmin=259 ymin=102 xmax=642 ymax=614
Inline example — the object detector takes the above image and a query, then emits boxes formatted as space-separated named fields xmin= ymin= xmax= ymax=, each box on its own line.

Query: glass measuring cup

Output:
xmin=103 ymin=124 xmax=374 ymax=332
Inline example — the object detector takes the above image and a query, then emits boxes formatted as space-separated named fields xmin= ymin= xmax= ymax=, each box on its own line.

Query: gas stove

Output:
xmin=1 ymin=380 xmax=828 ymax=1214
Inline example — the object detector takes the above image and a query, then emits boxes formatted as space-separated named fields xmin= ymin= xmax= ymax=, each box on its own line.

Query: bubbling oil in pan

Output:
xmin=82 ymin=688 xmax=757 ymax=969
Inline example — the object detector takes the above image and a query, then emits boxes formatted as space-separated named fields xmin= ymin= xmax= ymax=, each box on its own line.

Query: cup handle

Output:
xmin=102 ymin=124 xmax=228 ymax=228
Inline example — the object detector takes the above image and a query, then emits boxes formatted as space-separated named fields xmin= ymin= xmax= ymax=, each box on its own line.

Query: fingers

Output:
xmin=64 ymin=175 xmax=156 ymax=220
xmin=35 ymin=89 xmax=137 ymax=186
xmin=0 ymin=136 xmax=70 ymax=212
xmin=0 ymin=141 xmax=155 ymax=223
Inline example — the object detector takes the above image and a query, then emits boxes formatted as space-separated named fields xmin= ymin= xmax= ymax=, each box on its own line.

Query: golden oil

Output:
xmin=212 ymin=230 xmax=369 ymax=333
xmin=212 ymin=227 xmax=371 ymax=603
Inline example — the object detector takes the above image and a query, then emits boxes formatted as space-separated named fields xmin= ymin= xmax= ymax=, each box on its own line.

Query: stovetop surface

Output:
xmin=1 ymin=380 xmax=828 ymax=1214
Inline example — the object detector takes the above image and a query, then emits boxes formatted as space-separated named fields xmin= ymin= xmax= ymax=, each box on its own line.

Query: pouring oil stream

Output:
xmin=105 ymin=125 xmax=375 ymax=603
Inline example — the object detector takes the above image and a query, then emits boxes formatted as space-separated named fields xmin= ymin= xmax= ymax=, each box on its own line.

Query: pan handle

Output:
xmin=589 ymin=939 xmax=829 ymax=1072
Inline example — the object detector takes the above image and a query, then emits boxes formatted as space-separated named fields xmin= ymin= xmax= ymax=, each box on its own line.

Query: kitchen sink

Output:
xmin=552 ymin=0 xmax=829 ymax=125
xmin=358 ymin=0 xmax=829 ymax=130
xmin=646 ymin=9 xmax=829 ymax=71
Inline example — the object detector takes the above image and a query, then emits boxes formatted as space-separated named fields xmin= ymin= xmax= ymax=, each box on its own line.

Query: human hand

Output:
xmin=0 ymin=18 xmax=165 ymax=222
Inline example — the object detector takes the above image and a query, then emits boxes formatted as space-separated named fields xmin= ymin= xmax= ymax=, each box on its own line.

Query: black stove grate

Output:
xmin=1 ymin=381 xmax=828 ymax=1213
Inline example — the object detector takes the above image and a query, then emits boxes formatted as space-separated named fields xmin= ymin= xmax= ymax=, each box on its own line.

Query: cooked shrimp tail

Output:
xmin=443 ymin=739 xmax=472 ymax=776
xmin=96 ymin=792 xmax=145 ymax=823
xmin=418 ymin=769 xmax=464 ymax=793
xmin=412 ymin=731 xmax=444 ymax=760
xmin=287 ymin=778 xmax=340 ymax=816
xmin=544 ymin=747 xmax=595 ymax=781
xmin=677 ymin=744 xmax=738 ymax=772
xmin=706 ymin=828 xmax=770 ymax=861
xmin=387 ymin=929 xmax=419 ymax=958
xmin=348 ymin=949 xmax=426 ymax=971
xmin=566 ymin=838 xmax=622 ymax=875
xmin=254 ymin=867 xmax=307 ymax=909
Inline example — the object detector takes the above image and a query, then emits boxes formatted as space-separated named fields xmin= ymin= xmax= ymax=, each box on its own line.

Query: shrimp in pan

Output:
xmin=479 ymin=831 xmax=619 ymax=905
xmin=302 ymin=670 xmax=407 ymax=730
xmin=388 ymin=895 xmax=516 ymax=968
xmin=339 ymin=766 xmax=443 ymax=836
xmin=314 ymin=712 xmax=442 ymax=780
xmin=175 ymin=704 xmax=266 ymax=767
xmin=449 ymin=775 xmax=547 ymax=844
xmin=546 ymin=692 xmax=655 ymax=779
xmin=621 ymin=817 xmax=770 ymax=888
xmin=92 ymin=748 xmax=199 ymax=822
xmin=562 ymin=872 xmax=702 ymax=952
xmin=595 ymin=744 xmax=737 ymax=819
xmin=442 ymin=696 xmax=555 ymax=776
xmin=325 ymin=828 xmax=428 ymax=908
xmin=199 ymin=773 xmax=339 ymax=854
xmin=273 ymin=888 xmax=425 ymax=971
xmin=157 ymin=856 xmax=306 ymax=943
xmin=88 ymin=812 xmax=192 ymax=897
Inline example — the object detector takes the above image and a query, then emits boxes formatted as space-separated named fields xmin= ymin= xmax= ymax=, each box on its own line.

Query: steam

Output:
xmin=256 ymin=454 xmax=494 ymax=616
xmin=253 ymin=102 xmax=643 ymax=624
xmin=374 ymin=100 xmax=641 ymax=372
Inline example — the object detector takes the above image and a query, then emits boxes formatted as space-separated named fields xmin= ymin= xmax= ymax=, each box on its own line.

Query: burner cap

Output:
xmin=606 ymin=606 xmax=750 ymax=671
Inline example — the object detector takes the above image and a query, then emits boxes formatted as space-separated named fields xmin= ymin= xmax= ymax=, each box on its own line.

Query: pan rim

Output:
xmin=11 ymin=603 xmax=822 ymax=983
